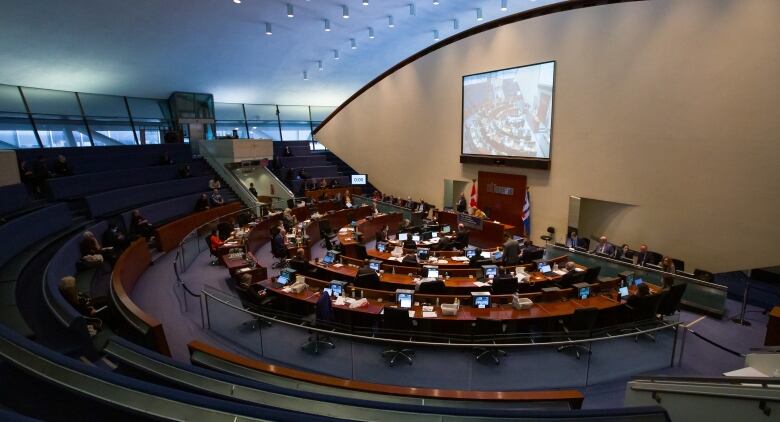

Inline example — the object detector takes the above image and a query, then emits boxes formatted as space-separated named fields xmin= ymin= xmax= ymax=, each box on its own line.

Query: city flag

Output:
xmin=522 ymin=188 xmax=531 ymax=237
xmin=469 ymin=180 xmax=478 ymax=208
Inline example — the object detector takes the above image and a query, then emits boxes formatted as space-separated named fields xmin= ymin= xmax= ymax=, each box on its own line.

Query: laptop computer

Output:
xmin=618 ymin=286 xmax=630 ymax=299
xmin=538 ymin=263 xmax=557 ymax=277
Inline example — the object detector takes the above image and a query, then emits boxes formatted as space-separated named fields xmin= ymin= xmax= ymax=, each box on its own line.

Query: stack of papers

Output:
xmin=422 ymin=311 xmax=438 ymax=318
xmin=451 ymin=256 xmax=470 ymax=262
xmin=473 ymin=281 xmax=490 ymax=287
xmin=332 ymin=263 xmax=343 ymax=268
xmin=553 ymin=269 xmax=567 ymax=275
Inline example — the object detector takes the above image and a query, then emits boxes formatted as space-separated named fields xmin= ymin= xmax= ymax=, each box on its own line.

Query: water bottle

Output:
xmin=435 ymin=297 xmax=440 ymax=307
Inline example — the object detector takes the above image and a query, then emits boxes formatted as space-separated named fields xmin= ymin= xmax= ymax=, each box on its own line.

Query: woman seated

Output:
xmin=59 ymin=276 xmax=97 ymax=317
xmin=80 ymin=231 xmax=115 ymax=265
xmin=130 ymin=209 xmax=155 ymax=239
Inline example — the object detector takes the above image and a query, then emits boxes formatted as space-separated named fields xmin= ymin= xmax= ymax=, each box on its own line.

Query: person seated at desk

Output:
xmin=130 ymin=209 xmax=155 ymax=239
xmin=289 ymin=248 xmax=312 ymax=274
xmin=210 ymin=188 xmax=225 ymax=206
xmin=52 ymin=154 xmax=73 ymax=177
xmin=209 ymin=229 xmax=224 ymax=250
xmin=456 ymin=193 xmax=467 ymax=213
xmin=615 ymin=244 xmax=633 ymax=260
xmin=471 ymin=207 xmax=488 ymax=220
xmin=565 ymin=231 xmax=581 ymax=248
xmin=319 ymin=178 xmax=328 ymax=189
xmin=502 ymin=233 xmax=520 ymax=266
xmin=519 ymin=240 xmax=538 ymax=262
xmin=592 ymin=235 xmax=615 ymax=256
xmin=194 ymin=193 xmax=210 ymax=212
xmin=402 ymin=253 xmax=419 ymax=265
xmin=209 ymin=177 xmax=221 ymax=190
xmin=248 ymin=182 xmax=258 ymax=197
xmin=432 ymin=235 xmax=453 ymax=251
xmin=376 ymin=225 xmax=389 ymax=243
xmin=399 ymin=219 xmax=412 ymax=232
xmin=455 ymin=224 xmax=470 ymax=249
xmin=660 ymin=256 xmax=676 ymax=289
xmin=59 ymin=276 xmax=98 ymax=317
xmin=354 ymin=260 xmax=381 ymax=288
xmin=626 ymin=283 xmax=651 ymax=306
xmin=281 ymin=208 xmax=297 ymax=231
xmin=635 ymin=244 xmax=653 ymax=266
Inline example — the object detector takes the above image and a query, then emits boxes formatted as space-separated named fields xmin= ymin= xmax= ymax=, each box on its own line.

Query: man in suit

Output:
xmin=635 ymin=244 xmax=653 ymax=266
xmin=456 ymin=194 xmax=467 ymax=213
xmin=565 ymin=231 xmax=581 ymax=248
xmin=519 ymin=239 xmax=537 ymax=262
xmin=592 ymin=235 xmax=615 ymax=256
xmin=433 ymin=235 xmax=453 ymax=251
xmin=502 ymin=233 xmax=520 ymax=266
xmin=455 ymin=224 xmax=470 ymax=249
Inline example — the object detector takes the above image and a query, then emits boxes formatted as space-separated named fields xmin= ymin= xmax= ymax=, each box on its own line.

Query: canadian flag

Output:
xmin=469 ymin=180 xmax=478 ymax=208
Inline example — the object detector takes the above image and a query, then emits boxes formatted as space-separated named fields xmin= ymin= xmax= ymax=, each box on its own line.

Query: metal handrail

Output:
xmin=198 ymin=140 xmax=261 ymax=216
xmin=201 ymin=287 xmax=680 ymax=348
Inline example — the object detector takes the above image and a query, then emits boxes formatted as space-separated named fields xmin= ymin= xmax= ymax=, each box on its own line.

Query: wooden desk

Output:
xmin=436 ymin=210 xmax=517 ymax=249
xmin=156 ymin=202 xmax=243 ymax=252
xmin=304 ymin=186 xmax=362 ymax=201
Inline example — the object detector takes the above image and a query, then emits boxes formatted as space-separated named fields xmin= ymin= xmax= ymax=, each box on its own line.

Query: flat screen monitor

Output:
xmin=351 ymin=174 xmax=367 ymax=185
xmin=472 ymin=292 xmax=491 ymax=309
xmin=441 ymin=225 xmax=451 ymax=234
xmin=431 ymin=231 xmax=438 ymax=238
xmin=619 ymin=286 xmax=629 ymax=299
xmin=277 ymin=270 xmax=292 ymax=286
xmin=322 ymin=250 xmax=339 ymax=265
xmin=416 ymin=248 xmax=430 ymax=260
xmin=539 ymin=264 xmax=552 ymax=273
xmin=376 ymin=241 xmax=388 ymax=252
xmin=398 ymin=232 xmax=408 ymax=241
xmin=396 ymin=289 xmax=414 ymax=309
xmin=424 ymin=266 xmax=439 ymax=279
xmin=323 ymin=287 xmax=332 ymax=297
xmin=491 ymin=251 xmax=503 ymax=261
xmin=412 ymin=234 xmax=421 ymax=242
xmin=330 ymin=281 xmax=345 ymax=297
xmin=578 ymin=287 xmax=590 ymax=300
xmin=482 ymin=265 xmax=498 ymax=279
xmin=461 ymin=61 xmax=556 ymax=167
xmin=465 ymin=247 xmax=478 ymax=259
xmin=369 ymin=260 xmax=382 ymax=272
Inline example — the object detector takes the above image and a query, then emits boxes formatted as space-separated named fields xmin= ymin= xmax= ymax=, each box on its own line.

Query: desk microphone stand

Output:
xmin=731 ymin=278 xmax=752 ymax=326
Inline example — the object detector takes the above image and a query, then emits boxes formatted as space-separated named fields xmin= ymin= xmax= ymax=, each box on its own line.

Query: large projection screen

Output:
xmin=461 ymin=61 xmax=555 ymax=168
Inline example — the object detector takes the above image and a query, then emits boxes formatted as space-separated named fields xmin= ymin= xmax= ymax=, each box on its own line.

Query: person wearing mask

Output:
xmin=52 ymin=155 xmax=73 ymax=177
xmin=210 ymin=188 xmax=225 ymax=206
xmin=248 ymin=182 xmax=258 ymax=197
xmin=592 ymin=235 xmax=615 ymax=256
xmin=195 ymin=193 xmax=210 ymax=212
xmin=565 ymin=231 xmax=581 ymax=248
xmin=456 ymin=193 xmax=467 ymax=213
xmin=502 ymin=233 xmax=520 ymax=266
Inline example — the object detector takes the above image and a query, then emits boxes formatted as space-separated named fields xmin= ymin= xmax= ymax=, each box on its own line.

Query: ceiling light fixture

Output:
xmin=350 ymin=38 xmax=357 ymax=49
xmin=265 ymin=22 xmax=272 ymax=35
xmin=233 ymin=0 xmax=241 ymax=4
xmin=287 ymin=3 xmax=294 ymax=17
xmin=317 ymin=60 xmax=323 ymax=70
xmin=324 ymin=19 xmax=331 ymax=31
xmin=409 ymin=4 xmax=415 ymax=16
xmin=476 ymin=8 xmax=483 ymax=21
xmin=363 ymin=0 xmax=369 ymax=5
xmin=388 ymin=15 xmax=394 ymax=28
xmin=303 ymin=70 xmax=308 ymax=80
xmin=433 ymin=30 xmax=439 ymax=41
xmin=433 ymin=0 xmax=440 ymax=5
xmin=342 ymin=5 xmax=349 ymax=19
xmin=453 ymin=18 xmax=459 ymax=30
xmin=501 ymin=0 xmax=508 ymax=11
xmin=333 ymin=49 xmax=340 ymax=60
xmin=368 ymin=27 xmax=375 ymax=38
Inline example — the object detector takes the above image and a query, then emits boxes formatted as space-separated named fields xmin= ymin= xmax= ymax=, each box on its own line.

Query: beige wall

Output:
xmin=316 ymin=0 xmax=780 ymax=273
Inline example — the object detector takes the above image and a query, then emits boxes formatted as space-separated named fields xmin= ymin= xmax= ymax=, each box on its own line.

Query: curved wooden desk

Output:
xmin=156 ymin=202 xmax=243 ymax=252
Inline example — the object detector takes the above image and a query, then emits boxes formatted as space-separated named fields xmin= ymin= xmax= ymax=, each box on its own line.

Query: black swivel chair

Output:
xmin=205 ymin=237 xmax=218 ymax=266
xmin=302 ymin=292 xmax=336 ymax=354
xmin=671 ymin=258 xmax=685 ymax=272
xmin=270 ymin=236 xmax=289 ymax=269
xmin=657 ymin=283 xmax=688 ymax=321
xmin=625 ymin=292 xmax=667 ymax=342
xmin=473 ymin=318 xmax=507 ymax=365
xmin=491 ymin=274 xmax=519 ymax=295
xmin=354 ymin=272 xmax=381 ymax=290
xmin=380 ymin=307 xmax=416 ymax=366
xmin=417 ymin=280 xmax=446 ymax=294
xmin=557 ymin=307 xmax=599 ymax=359
xmin=582 ymin=266 xmax=601 ymax=284
xmin=319 ymin=219 xmax=337 ymax=248
xmin=693 ymin=268 xmax=714 ymax=283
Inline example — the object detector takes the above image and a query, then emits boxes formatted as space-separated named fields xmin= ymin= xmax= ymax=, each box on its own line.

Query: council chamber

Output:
xmin=0 ymin=0 xmax=778 ymax=421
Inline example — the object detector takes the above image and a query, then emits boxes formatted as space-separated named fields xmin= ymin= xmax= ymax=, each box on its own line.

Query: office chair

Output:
xmin=557 ymin=307 xmax=599 ymax=359
xmin=624 ymin=292 xmax=667 ymax=342
xmin=235 ymin=285 xmax=272 ymax=329
xmin=582 ymin=266 xmax=601 ymax=283
xmin=491 ymin=274 xmax=519 ymax=295
xmin=692 ymin=268 xmax=714 ymax=283
xmin=355 ymin=244 xmax=368 ymax=260
xmin=205 ymin=238 xmax=218 ymax=266
xmin=657 ymin=283 xmax=688 ymax=322
xmin=556 ymin=270 xmax=585 ymax=289
xmin=354 ymin=272 xmax=381 ymax=290
xmin=671 ymin=258 xmax=685 ymax=272
xmin=417 ymin=280 xmax=445 ymax=294
xmin=473 ymin=318 xmax=507 ymax=365
xmin=380 ymin=307 xmax=416 ymax=366
xmin=302 ymin=292 xmax=336 ymax=354
xmin=270 ymin=238 xmax=289 ymax=269
xmin=319 ymin=219 xmax=337 ymax=248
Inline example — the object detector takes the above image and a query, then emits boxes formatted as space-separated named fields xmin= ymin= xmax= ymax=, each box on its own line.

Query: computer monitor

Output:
xmin=369 ymin=260 xmax=382 ymax=272
xmin=396 ymin=289 xmax=414 ymax=309
xmin=482 ymin=265 xmax=498 ymax=279
xmin=471 ymin=292 xmax=491 ymax=309
xmin=465 ymin=247 xmax=478 ymax=259
xmin=539 ymin=263 xmax=552 ymax=273
xmin=322 ymin=250 xmax=339 ymax=265
xmin=619 ymin=286 xmax=629 ymax=299
xmin=441 ymin=225 xmax=451 ymax=234
xmin=431 ymin=231 xmax=438 ymax=238
xmin=416 ymin=248 xmax=430 ymax=260
xmin=421 ymin=232 xmax=432 ymax=241
xmin=277 ymin=269 xmax=294 ymax=286
xmin=424 ymin=266 xmax=439 ymax=279
xmin=480 ymin=251 xmax=492 ymax=259
xmin=491 ymin=250 xmax=503 ymax=261
xmin=412 ymin=234 xmax=421 ymax=242
xmin=635 ymin=278 xmax=644 ymax=286
xmin=578 ymin=286 xmax=590 ymax=300
xmin=330 ymin=281 xmax=347 ymax=297
xmin=376 ymin=241 xmax=388 ymax=252
xmin=398 ymin=232 xmax=408 ymax=241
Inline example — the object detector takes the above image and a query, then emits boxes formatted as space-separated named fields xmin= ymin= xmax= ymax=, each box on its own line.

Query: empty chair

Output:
xmin=693 ymin=268 xmax=714 ymax=283
xmin=557 ymin=307 xmax=599 ymax=359
xmin=491 ymin=274 xmax=519 ymax=295
xmin=625 ymin=292 xmax=667 ymax=342
xmin=318 ymin=219 xmax=337 ymax=247
xmin=417 ymin=280 xmax=445 ymax=294
xmin=380 ymin=307 xmax=415 ymax=366
xmin=671 ymin=258 xmax=685 ymax=272
xmin=657 ymin=283 xmax=688 ymax=321
xmin=302 ymin=291 xmax=336 ymax=354
xmin=582 ymin=266 xmax=601 ymax=283
xmin=473 ymin=318 xmax=507 ymax=365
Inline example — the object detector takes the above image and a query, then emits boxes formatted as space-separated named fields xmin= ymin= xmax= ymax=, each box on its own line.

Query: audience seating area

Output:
xmin=16 ymin=144 xmax=192 ymax=175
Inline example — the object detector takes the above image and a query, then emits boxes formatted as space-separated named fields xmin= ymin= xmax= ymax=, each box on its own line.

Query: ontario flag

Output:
xmin=469 ymin=180 xmax=478 ymax=208
xmin=522 ymin=188 xmax=531 ymax=237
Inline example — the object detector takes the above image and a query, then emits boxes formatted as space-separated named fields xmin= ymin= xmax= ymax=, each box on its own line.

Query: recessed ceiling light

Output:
xmin=433 ymin=30 xmax=439 ymax=41
xmin=476 ymin=8 xmax=483 ymax=21
xmin=453 ymin=18 xmax=459 ymax=30
xmin=303 ymin=71 xmax=308 ymax=80
xmin=324 ymin=19 xmax=331 ymax=31
xmin=388 ymin=15 xmax=394 ymax=28
xmin=233 ymin=0 xmax=241 ymax=4
xmin=350 ymin=38 xmax=357 ymax=49
xmin=265 ymin=23 xmax=272 ymax=35
xmin=287 ymin=3 xmax=294 ymax=17
xmin=342 ymin=5 xmax=349 ymax=19
xmin=317 ymin=60 xmax=323 ymax=70
xmin=409 ymin=4 xmax=415 ymax=16
xmin=333 ymin=49 xmax=340 ymax=60
xmin=501 ymin=0 xmax=508 ymax=11
xmin=368 ymin=27 xmax=375 ymax=38
xmin=433 ymin=0 xmax=439 ymax=5
xmin=363 ymin=0 xmax=369 ymax=5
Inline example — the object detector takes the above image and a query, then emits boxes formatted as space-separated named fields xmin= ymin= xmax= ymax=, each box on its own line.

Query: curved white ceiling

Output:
xmin=0 ymin=0 xmax=563 ymax=106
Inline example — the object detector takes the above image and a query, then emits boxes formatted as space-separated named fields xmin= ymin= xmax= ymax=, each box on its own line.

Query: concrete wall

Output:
xmin=315 ymin=0 xmax=780 ymax=273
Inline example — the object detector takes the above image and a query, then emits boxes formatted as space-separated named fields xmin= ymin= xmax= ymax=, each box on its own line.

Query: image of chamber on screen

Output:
xmin=462 ymin=61 xmax=555 ymax=158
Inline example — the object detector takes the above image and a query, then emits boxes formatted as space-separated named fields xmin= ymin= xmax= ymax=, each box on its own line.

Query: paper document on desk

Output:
xmin=408 ymin=310 xmax=416 ymax=318
xmin=574 ymin=267 xmax=585 ymax=272
xmin=388 ymin=256 xmax=404 ymax=262
xmin=422 ymin=312 xmax=437 ymax=318
xmin=553 ymin=269 xmax=567 ymax=275
xmin=451 ymin=256 xmax=470 ymax=262
xmin=334 ymin=297 xmax=346 ymax=306
xmin=332 ymin=263 xmax=343 ymax=268
xmin=436 ymin=260 xmax=448 ymax=264
xmin=473 ymin=281 xmax=490 ymax=287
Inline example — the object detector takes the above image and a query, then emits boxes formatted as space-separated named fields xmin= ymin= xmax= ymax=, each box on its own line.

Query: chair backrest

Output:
xmin=474 ymin=317 xmax=504 ymax=338
xmin=382 ymin=306 xmax=412 ymax=331
xmin=315 ymin=291 xmax=334 ymax=322
xmin=204 ymin=237 xmax=215 ymax=254
xmin=418 ymin=280 xmax=445 ymax=294
xmin=542 ymin=288 xmax=574 ymax=302
xmin=581 ymin=238 xmax=590 ymax=249
xmin=583 ymin=266 xmax=601 ymax=283
xmin=491 ymin=275 xmax=518 ymax=295
xmin=657 ymin=283 xmax=688 ymax=316
xmin=693 ymin=268 xmax=714 ymax=283
xmin=319 ymin=219 xmax=332 ymax=235
xmin=632 ymin=292 xmax=666 ymax=321
xmin=569 ymin=307 xmax=599 ymax=332
xmin=354 ymin=272 xmax=380 ymax=289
